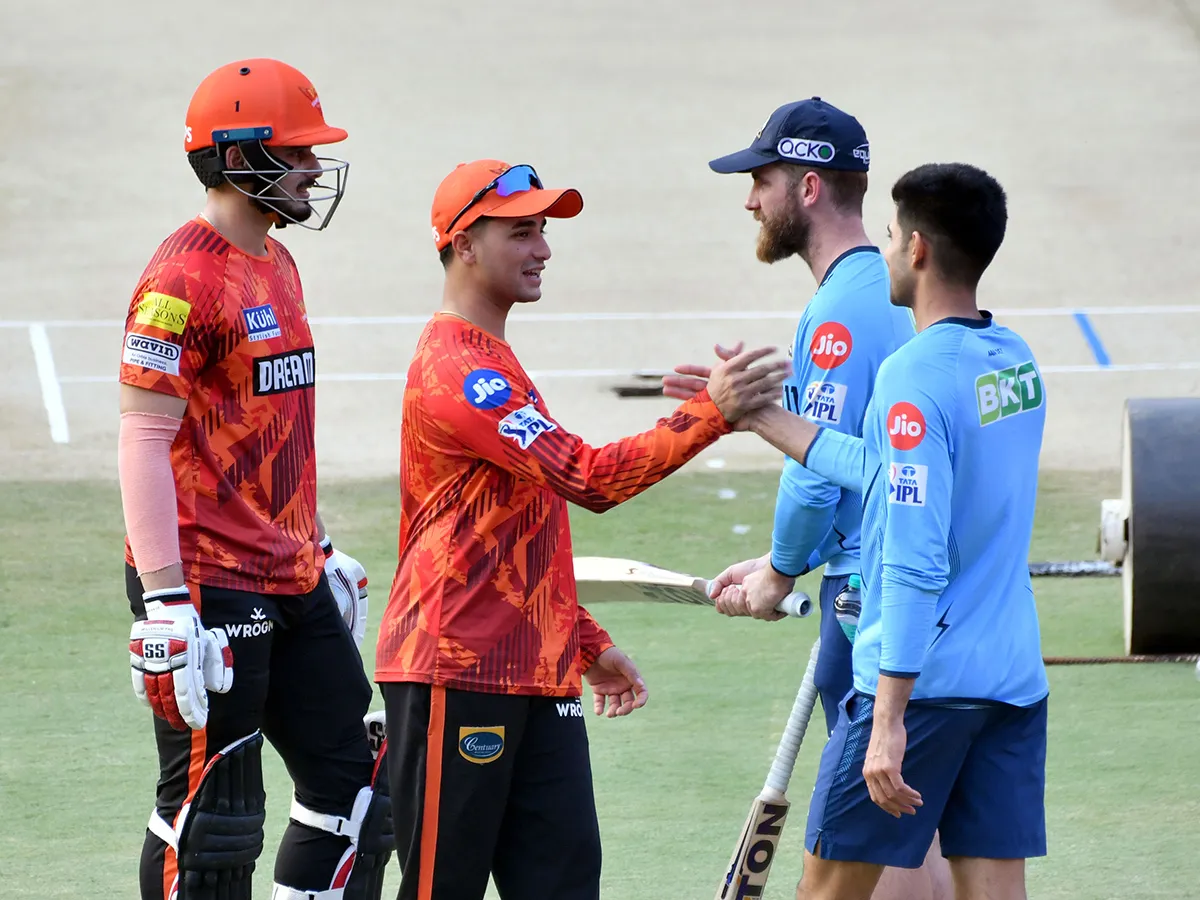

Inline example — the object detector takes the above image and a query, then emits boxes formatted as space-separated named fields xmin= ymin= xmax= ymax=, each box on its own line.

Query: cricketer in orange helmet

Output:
xmin=119 ymin=58 xmax=392 ymax=900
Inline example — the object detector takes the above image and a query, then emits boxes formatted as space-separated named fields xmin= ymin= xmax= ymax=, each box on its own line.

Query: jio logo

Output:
xmin=887 ymin=402 xmax=926 ymax=451
xmin=464 ymin=369 xmax=512 ymax=409
xmin=809 ymin=322 xmax=852 ymax=369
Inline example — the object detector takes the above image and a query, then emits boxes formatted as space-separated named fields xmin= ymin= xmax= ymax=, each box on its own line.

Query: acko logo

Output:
xmin=498 ymin=404 xmax=557 ymax=449
xmin=242 ymin=304 xmax=281 ymax=342
xmin=459 ymin=726 xmax=505 ymax=764
xmin=777 ymin=138 xmax=835 ymax=164
xmin=123 ymin=334 xmax=182 ymax=375
xmin=802 ymin=381 xmax=847 ymax=424
xmin=809 ymin=322 xmax=852 ymax=369
xmin=888 ymin=462 xmax=928 ymax=507
xmin=464 ymin=369 xmax=512 ymax=409
xmin=254 ymin=348 xmax=316 ymax=395
xmin=887 ymin=401 xmax=926 ymax=450
xmin=976 ymin=361 xmax=1043 ymax=426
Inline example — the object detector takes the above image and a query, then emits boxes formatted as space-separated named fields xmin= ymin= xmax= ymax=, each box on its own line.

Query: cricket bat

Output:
xmin=716 ymin=637 xmax=822 ymax=899
xmin=572 ymin=556 xmax=813 ymax=618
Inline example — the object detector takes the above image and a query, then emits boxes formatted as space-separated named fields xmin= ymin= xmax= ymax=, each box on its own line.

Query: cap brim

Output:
xmin=269 ymin=125 xmax=349 ymax=147
xmin=486 ymin=187 xmax=583 ymax=221
xmin=708 ymin=147 xmax=779 ymax=174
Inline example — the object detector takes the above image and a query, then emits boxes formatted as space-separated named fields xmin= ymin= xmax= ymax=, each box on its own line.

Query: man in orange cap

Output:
xmin=119 ymin=59 xmax=391 ymax=900
xmin=373 ymin=160 xmax=792 ymax=899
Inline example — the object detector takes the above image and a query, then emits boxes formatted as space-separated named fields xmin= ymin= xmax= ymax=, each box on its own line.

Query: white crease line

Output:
xmin=7 ymin=304 xmax=1200 ymax=330
xmin=28 ymin=324 xmax=70 ymax=443
xmin=56 ymin=361 xmax=1200 ymax=386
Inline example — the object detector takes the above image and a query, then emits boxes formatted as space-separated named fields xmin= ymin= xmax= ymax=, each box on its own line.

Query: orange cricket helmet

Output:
xmin=183 ymin=59 xmax=350 ymax=231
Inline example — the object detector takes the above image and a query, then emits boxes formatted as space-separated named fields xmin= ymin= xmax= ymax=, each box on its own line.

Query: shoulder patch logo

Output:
xmin=135 ymin=292 xmax=191 ymax=335
xmin=810 ymin=322 xmax=852 ymax=369
xmin=465 ymin=369 xmax=512 ymax=409
xmin=976 ymin=361 xmax=1043 ymax=425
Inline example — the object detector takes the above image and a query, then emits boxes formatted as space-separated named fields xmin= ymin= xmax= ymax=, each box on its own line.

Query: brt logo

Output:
xmin=976 ymin=361 xmax=1043 ymax=426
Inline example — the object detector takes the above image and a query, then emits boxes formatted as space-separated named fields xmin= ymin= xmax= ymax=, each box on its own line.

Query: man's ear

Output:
xmin=223 ymin=145 xmax=247 ymax=171
xmin=909 ymin=230 xmax=929 ymax=270
xmin=451 ymin=227 xmax=478 ymax=266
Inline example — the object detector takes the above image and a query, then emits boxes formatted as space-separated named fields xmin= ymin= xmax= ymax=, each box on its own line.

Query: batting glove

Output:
xmin=323 ymin=538 xmax=369 ymax=648
xmin=129 ymin=587 xmax=234 ymax=731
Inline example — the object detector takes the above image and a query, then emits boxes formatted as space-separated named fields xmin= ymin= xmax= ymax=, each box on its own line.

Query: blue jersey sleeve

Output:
xmin=770 ymin=310 xmax=876 ymax=575
xmin=875 ymin=372 xmax=954 ymax=678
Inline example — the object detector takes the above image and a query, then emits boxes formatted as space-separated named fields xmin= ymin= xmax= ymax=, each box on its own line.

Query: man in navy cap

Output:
xmin=693 ymin=97 xmax=952 ymax=900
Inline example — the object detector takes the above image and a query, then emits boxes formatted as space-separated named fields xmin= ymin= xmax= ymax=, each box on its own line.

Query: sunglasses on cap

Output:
xmin=445 ymin=164 xmax=543 ymax=234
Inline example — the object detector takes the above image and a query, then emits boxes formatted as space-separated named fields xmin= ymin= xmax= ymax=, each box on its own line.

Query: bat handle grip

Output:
xmin=776 ymin=590 xmax=814 ymax=618
xmin=764 ymin=637 xmax=822 ymax=795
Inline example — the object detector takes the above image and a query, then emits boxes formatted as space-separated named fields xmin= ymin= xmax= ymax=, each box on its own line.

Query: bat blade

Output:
xmin=714 ymin=638 xmax=822 ymax=899
xmin=572 ymin=556 xmax=813 ymax=617
xmin=715 ymin=795 xmax=790 ymax=900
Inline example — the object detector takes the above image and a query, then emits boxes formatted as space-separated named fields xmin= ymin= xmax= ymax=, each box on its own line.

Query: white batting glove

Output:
xmin=129 ymin=587 xmax=234 ymax=731
xmin=323 ymin=538 xmax=369 ymax=648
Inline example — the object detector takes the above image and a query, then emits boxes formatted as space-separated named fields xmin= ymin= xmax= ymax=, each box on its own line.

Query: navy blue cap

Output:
xmin=709 ymin=97 xmax=870 ymax=174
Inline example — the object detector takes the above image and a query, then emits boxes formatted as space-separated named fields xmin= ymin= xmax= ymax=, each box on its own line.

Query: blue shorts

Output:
xmin=815 ymin=574 xmax=855 ymax=736
xmin=805 ymin=691 xmax=1048 ymax=868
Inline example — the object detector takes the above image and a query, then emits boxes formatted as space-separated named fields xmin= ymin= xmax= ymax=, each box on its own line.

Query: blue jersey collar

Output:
xmin=930 ymin=309 xmax=993 ymax=329
xmin=819 ymin=245 xmax=880 ymax=287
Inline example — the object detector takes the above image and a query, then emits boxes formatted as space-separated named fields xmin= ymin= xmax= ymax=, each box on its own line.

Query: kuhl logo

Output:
xmin=242 ymin=304 xmax=281 ymax=341
xmin=976 ymin=361 xmax=1043 ymax=426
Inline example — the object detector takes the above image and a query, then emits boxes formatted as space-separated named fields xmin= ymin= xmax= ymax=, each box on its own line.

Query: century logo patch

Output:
xmin=253 ymin=348 xmax=316 ymax=395
xmin=135 ymin=292 xmax=191 ymax=335
xmin=459 ymin=726 xmax=505 ymax=764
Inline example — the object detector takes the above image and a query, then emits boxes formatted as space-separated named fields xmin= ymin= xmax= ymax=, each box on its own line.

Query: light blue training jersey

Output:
xmin=805 ymin=313 xmax=1050 ymax=706
xmin=771 ymin=247 xmax=916 ymax=578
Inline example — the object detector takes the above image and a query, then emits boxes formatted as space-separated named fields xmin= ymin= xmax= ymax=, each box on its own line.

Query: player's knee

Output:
xmin=148 ymin=731 xmax=266 ymax=900
xmin=275 ymin=717 xmax=395 ymax=899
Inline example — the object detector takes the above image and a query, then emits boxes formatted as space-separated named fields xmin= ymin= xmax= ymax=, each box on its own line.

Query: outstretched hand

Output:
xmin=663 ymin=342 xmax=785 ymax=426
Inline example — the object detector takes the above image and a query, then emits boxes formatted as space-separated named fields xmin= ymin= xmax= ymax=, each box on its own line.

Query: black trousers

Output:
xmin=127 ymin=565 xmax=375 ymax=899
xmin=381 ymin=683 xmax=602 ymax=900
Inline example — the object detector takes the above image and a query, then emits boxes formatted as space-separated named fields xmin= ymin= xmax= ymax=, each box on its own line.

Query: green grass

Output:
xmin=1 ymin=470 xmax=1197 ymax=899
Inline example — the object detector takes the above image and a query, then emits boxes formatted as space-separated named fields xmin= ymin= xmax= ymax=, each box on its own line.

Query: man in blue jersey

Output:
xmin=694 ymin=162 xmax=1050 ymax=900
xmin=699 ymin=98 xmax=948 ymax=900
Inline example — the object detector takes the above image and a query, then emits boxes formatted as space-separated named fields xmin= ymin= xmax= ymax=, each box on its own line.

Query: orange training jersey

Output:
xmin=375 ymin=313 xmax=733 ymax=696
xmin=119 ymin=217 xmax=323 ymax=594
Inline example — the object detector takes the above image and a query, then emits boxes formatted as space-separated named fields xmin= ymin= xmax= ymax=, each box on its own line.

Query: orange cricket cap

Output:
xmin=430 ymin=160 xmax=583 ymax=252
xmin=185 ymin=58 xmax=347 ymax=153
